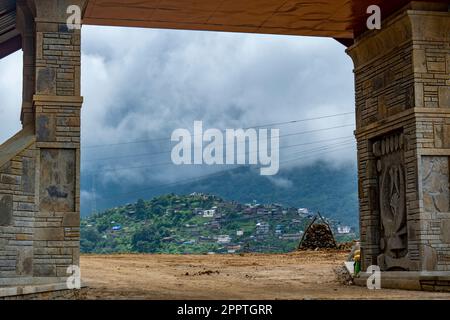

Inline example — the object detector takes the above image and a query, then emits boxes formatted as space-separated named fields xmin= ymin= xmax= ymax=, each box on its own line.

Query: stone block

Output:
xmin=0 ymin=174 xmax=19 ymax=185
xmin=441 ymin=220 xmax=450 ymax=244
xmin=447 ymin=54 xmax=450 ymax=72
xmin=57 ymin=81 xmax=74 ymax=89
xmin=56 ymin=117 xmax=80 ymax=127
xmin=21 ymin=157 xmax=35 ymax=194
xmin=415 ymin=83 xmax=424 ymax=107
xmin=33 ymin=265 xmax=56 ymax=277
xmin=439 ymin=86 xmax=450 ymax=108
xmin=62 ymin=212 xmax=80 ymax=227
xmin=38 ymin=23 xmax=59 ymax=33
xmin=17 ymin=202 xmax=35 ymax=212
xmin=36 ymin=114 xmax=56 ymax=142
xmin=0 ymin=195 xmax=13 ymax=226
xmin=433 ymin=124 xmax=450 ymax=148
xmin=16 ymin=248 xmax=33 ymax=276
xmin=56 ymin=266 xmax=70 ymax=277
xmin=420 ymin=245 xmax=438 ymax=271
xmin=57 ymin=72 xmax=74 ymax=80
xmin=36 ymin=67 xmax=56 ymax=94
xmin=15 ymin=234 xmax=32 ymax=241
xmin=34 ymin=228 xmax=64 ymax=241
xmin=72 ymin=247 xmax=80 ymax=265
xmin=413 ymin=49 xmax=428 ymax=73
xmin=427 ymin=62 xmax=446 ymax=73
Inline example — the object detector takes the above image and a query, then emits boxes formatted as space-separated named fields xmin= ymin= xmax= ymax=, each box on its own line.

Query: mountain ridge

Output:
xmin=81 ymin=161 xmax=358 ymax=227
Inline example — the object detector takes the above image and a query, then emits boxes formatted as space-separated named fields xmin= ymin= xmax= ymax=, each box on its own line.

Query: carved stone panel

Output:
xmin=39 ymin=149 xmax=76 ymax=213
xmin=373 ymin=132 xmax=413 ymax=270
xmin=422 ymin=156 xmax=450 ymax=213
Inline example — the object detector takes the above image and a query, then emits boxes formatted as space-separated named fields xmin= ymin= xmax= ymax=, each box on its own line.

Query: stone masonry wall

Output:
xmin=0 ymin=140 xmax=36 ymax=281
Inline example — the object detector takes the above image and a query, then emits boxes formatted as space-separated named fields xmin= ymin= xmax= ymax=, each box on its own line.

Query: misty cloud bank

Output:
xmin=0 ymin=26 xmax=356 ymax=211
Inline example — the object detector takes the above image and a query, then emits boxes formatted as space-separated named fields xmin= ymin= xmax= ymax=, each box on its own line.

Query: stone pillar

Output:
xmin=16 ymin=0 xmax=36 ymax=127
xmin=0 ymin=0 xmax=84 ymax=286
xmin=32 ymin=0 xmax=84 ymax=279
xmin=348 ymin=3 xmax=450 ymax=275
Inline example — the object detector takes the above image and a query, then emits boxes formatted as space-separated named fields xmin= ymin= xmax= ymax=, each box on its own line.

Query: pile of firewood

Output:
xmin=299 ymin=220 xmax=337 ymax=250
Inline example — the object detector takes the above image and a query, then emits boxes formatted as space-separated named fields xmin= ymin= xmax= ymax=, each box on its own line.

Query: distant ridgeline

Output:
xmin=80 ymin=193 xmax=358 ymax=254
xmin=81 ymin=162 xmax=359 ymax=226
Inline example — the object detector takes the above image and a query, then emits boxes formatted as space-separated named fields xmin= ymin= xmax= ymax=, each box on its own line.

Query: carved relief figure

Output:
xmin=373 ymin=133 xmax=413 ymax=270
xmin=422 ymin=156 xmax=450 ymax=213
xmin=380 ymin=164 xmax=407 ymax=259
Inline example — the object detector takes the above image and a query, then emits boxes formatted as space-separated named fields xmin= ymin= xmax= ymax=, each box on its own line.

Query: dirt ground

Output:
xmin=80 ymin=251 xmax=450 ymax=300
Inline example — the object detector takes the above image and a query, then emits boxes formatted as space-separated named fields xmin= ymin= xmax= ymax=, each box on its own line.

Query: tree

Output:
xmin=131 ymin=225 xmax=170 ymax=253
xmin=80 ymin=227 xmax=102 ymax=253
xmin=136 ymin=199 xmax=147 ymax=219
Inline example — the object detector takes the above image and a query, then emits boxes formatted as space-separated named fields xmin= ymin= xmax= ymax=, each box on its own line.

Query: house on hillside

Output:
xmin=256 ymin=222 xmax=270 ymax=235
xmin=337 ymin=226 xmax=352 ymax=234
xmin=203 ymin=209 xmax=216 ymax=218
xmin=280 ymin=232 xmax=303 ymax=241
xmin=275 ymin=224 xmax=284 ymax=235
xmin=217 ymin=235 xmax=231 ymax=244
xmin=226 ymin=245 xmax=241 ymax=253
xmin=199 ymin=236 xmax=212 ymax=242
xmin=210 ymin=221 xmax=221 ymax=230
xmin=244 ymin=207 xmax=257 ymax=215
xmin=298 ymin=208 xmax=309 ymax=215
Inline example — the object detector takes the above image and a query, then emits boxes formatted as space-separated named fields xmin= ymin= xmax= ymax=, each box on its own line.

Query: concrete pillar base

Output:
xmin=355 ymin=271 xmax=450 ymax=292
xmin=0 ymin=283 xmax=87 ymax=300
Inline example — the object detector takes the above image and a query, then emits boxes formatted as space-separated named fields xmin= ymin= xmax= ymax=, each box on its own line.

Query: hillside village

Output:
xmin=81 ymin=193 xmax=357 ymax=254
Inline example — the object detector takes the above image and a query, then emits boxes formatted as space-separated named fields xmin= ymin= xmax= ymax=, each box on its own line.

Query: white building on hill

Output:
xmin=203 ymin=209 xmax=216 ymax=218
xmin=337 ymin=226 xmax=352 ymax=234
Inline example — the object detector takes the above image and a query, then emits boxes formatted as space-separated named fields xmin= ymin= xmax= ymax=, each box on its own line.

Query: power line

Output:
xmin=82 ymin=123 xmax=355 ymax=162
xmin=0 ymin=111 xmax=354 ymax=157
xmin=280 ymin=143 xmax=354 ymax=165
xmin=93 ymin=143 xmax=354 ymax=202
xmin=82 ymin=111 xmax=355 ymax=149
xmin=84 ymin=139 xmax=355 ymax=176
xmin=95 ymin=144 xmax=354 ymax=202
xmin=83 ymin=134 xmax=354 ymax=164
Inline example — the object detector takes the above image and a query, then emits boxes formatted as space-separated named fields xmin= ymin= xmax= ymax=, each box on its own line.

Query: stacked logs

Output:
xmin=299 ymin=223 xmax=337 ymax=250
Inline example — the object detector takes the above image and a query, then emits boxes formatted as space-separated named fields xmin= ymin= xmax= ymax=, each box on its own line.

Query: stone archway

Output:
xmin=0 ymin=0 xmax=449 ymax=292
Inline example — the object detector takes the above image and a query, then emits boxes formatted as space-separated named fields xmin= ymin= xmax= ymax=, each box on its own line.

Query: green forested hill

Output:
xmin=82 ymin=162 xmax=358 ymax=227
xmin=81 ymin=193 xmax=358 ymax=254
xmin=173 ymin=163 xmax=358 ymax=226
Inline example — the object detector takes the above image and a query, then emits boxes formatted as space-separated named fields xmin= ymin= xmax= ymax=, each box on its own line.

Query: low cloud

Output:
xmin=80 ymin=27 xmax=356 ymax=187
xmin=267 ymin=176 xmax=294 ymax=189
xmin=0 ymin=26 xmax=356 ymax=207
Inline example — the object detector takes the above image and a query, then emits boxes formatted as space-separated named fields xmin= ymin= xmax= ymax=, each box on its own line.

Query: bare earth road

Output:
xmin=80 ymin=251 xmax=450 ymax=300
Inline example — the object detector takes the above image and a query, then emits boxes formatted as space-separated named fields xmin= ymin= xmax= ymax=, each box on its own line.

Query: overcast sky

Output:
xmin=0 ymin=26 xmax=356 ymax=206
